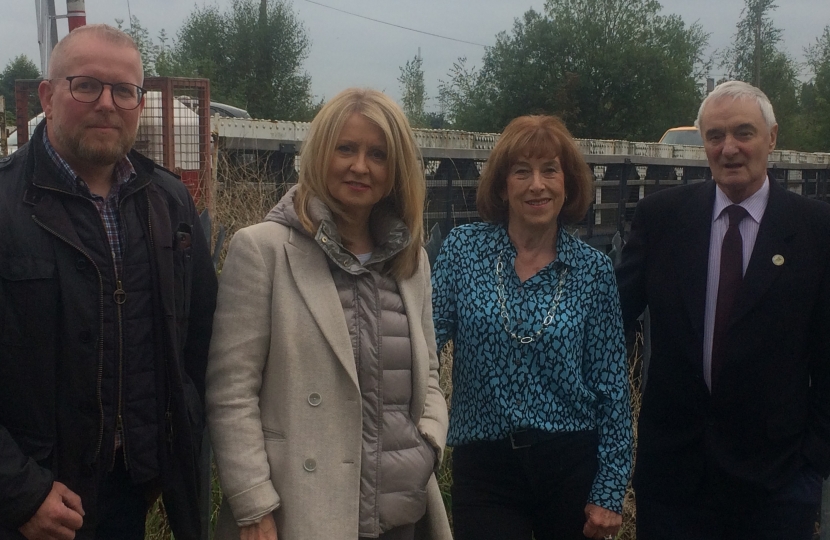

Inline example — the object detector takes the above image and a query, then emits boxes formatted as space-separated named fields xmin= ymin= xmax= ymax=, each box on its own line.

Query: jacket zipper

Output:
xmin=112 ymin=187 xmax=137 ymax=470
xmin=113 ymin=277 xmax=128 ymax=470
xmin=31 ymin=213 xmax=107 ymax=460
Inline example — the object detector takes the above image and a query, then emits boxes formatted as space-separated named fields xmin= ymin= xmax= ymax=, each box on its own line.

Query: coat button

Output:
xmin=79 ymin=330 xmax=93 ymax=343
xmin=75 ymin=258 xmax=88 ymax=271
xmin=308 ymin=393 xmax=322 ymax=407
xmin=303 ymin=458 xmax=317 ymax=472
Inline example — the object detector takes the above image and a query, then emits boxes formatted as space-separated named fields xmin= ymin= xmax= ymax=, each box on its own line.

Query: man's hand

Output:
xmin=240 ymin=513 xmax=277 ymax=540
xmin=582 ymin=503 xmax=622 ymax=539
xmin=19 ymin=482 xmax=84 ymax=540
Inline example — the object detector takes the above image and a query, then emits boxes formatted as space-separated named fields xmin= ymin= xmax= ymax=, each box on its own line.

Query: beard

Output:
xmin=52 ymin=116 xmax=137 ymax=167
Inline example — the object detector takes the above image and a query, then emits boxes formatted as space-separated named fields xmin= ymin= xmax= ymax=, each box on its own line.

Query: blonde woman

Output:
xmin=206 ymin=88 xmax=450 ymax=540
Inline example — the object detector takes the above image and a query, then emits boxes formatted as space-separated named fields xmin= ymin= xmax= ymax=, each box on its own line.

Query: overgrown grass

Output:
xmin=145 ymin=160 xmax=644 ymax=538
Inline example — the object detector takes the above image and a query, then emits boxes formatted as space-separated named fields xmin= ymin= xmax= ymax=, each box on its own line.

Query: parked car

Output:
xmin=659 ymin=126 xmax=703 ymax=146
xmin=176 ymin=96 xmax=252 ymax=119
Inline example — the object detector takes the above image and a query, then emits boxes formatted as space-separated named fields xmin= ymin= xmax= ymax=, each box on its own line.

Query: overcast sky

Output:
xmin=2 ymin=0 xmax=829 ymax=113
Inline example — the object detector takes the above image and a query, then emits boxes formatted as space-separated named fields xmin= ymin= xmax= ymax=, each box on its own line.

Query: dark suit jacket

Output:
xmin=615 ymin=178 xmax=830 ymax=501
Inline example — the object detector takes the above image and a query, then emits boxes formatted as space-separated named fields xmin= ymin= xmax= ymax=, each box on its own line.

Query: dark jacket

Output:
xmin=0 ymin=123 xmax=217 ymax=539
xmin=615 ymin=178 xmax=830 ymax=501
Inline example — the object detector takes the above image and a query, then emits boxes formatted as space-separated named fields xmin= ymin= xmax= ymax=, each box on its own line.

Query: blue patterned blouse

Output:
xmin=432 ymin=222 xmax=632 ymax=513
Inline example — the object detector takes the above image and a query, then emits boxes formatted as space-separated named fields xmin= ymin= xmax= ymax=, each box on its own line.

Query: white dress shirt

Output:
xmin=702 ymin=178 xmax=770 ymax=390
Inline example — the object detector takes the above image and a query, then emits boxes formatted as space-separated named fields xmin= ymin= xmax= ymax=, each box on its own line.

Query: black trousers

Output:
xmin=94 ymin=451 xmax=159 ymax=540
xmin=636 ymin=461 xmax=822 ymax=540
xmin=451 ymin=430 xmax=598 ymax=540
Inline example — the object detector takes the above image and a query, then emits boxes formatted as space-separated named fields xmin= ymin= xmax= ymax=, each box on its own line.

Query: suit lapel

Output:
xmin=284 ymin=233 xmax=359 ymax=389
xmin=730 ymin=180 xmax=794 ymax=325
xmin=671 ymin=182 xmax=716 ymax=338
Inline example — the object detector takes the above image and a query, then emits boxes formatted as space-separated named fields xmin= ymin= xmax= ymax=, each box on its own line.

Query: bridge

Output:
xmin=9 ymin=77 xmax=829 ymax=249
xmin=214 ymin=116 xmax=830 ymax=248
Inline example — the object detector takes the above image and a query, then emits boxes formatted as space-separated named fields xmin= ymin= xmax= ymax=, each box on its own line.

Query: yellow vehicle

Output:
xmin=659 ymin=126 xmax=703 ymax=146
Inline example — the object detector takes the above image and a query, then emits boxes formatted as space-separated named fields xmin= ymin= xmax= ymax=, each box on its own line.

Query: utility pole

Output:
xmin=35 ymin=0 xmax=59 ymax=76
xmin=67 ymin=0 xmax=87 ymax=32
xmin=0 ymin=96 xmax=7 ymax=157
xmin=36 ymin=0 xmax=87 ymax=76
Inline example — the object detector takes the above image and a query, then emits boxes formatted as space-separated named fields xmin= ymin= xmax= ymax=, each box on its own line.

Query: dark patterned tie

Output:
xmin=711 ymin=205 xmax=749 ymax=390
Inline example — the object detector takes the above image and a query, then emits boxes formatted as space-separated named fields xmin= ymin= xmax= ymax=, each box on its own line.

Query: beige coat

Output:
xmin=206 ymin=221 xmax=451 ymax=540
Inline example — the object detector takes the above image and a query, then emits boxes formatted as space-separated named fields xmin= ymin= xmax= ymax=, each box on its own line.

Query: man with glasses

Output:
xmin=0 ymin=24 xmax=217 ymax=540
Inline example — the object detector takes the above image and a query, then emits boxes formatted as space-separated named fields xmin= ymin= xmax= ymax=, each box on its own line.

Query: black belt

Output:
xmin=507 ymin=428 xmax=559 ymax=449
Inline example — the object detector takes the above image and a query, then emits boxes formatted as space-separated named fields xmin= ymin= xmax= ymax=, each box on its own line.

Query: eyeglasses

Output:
xmin=56 ymin=75 xmax=145 ymax=110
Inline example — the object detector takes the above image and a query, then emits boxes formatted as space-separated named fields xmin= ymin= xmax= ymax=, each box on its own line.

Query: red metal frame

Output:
xmin=66 ymin=0 xmax=87 ymax=32
xmin=14 ymin=79 xmax=41 ymax=146
xmin=142 ymin=77 xmax=212 ymax=206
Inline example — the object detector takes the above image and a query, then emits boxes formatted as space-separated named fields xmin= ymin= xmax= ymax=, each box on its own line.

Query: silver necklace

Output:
xmin=495 ymin=250 xmax=568 ymax=344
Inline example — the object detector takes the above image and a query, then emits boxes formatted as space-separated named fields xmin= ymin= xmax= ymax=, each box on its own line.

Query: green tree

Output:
xmin=806 ymin=27 xmax=830 ymax=85
xmin=171 ymin=5 xmax=226 ymax=83
xmin=154 ymin=29 xmax=178 ymax=77
xmin=116 ymin=16 xmax=160 ymax=76
xmin=398 ymin=54 xmax=427 ymax=128
xmin=721 ymin=0 xmax=801 ymax=148
xmin=438 ymin=1 xmax=710 ymax=140
xmin=0 ymin=55 xmax=41 ymax=126
xmin=801 ymin=26 xmax=830 ymax=151
xmin=424 ymin=111 xmax=447 ymax=129
xmin=173 ymin=0 xmax=314 ymax=120
xmin=438 ymin=57 xmax=489 ymax=131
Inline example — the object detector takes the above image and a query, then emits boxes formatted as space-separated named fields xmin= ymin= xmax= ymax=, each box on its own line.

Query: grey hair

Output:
xmin=695 ymin=80 xmax=776 ymax=130
xmin=49 ymin=24 xmax=143 ymax=81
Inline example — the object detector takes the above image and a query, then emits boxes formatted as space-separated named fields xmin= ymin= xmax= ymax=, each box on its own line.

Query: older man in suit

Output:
xmin=616 ymin=80 xmax=830 ymax=539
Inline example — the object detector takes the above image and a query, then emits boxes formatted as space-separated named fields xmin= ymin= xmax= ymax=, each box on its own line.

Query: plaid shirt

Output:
xmin=42 ymin=128 xmax=136 ymax=276
xmin=43 ymin=128 xmax=137 ymax=450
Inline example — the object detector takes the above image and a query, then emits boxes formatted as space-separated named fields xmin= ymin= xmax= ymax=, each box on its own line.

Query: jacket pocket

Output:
xmin=172 ymin=224 xmax=194 ymax=321
xmin=9 ymin=428 xmax=55 ymax=463
xmin=416 ymin=428 xmax=439 ymax=475
xmin=0 ymin=255 xmax=56 ymax=347
xmin=261 ymin=428 xmax=286 ymax=441
xmin=767 ymin=412 xmax=807 ymax=440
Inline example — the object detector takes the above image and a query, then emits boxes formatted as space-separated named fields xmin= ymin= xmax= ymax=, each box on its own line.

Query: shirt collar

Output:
xmin=306 ymin=195 xmax=411 ymax=274
xmin=42 ymin=125 xmax=136 ymax=195
xmin=554 ymin=227 xmax=581 ymax=269
xmin=494 ymin=223 xmax=580 ymax=270
xmin=713 ymin=176 xmax=769 ymax=225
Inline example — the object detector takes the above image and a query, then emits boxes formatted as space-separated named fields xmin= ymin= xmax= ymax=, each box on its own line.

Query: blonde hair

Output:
xmin=295 ymin=88 xmax=425 ymax=280
xmin=477 ymin=115 xmax=593 ymax=226
xmin=49 ymin=24 xmax=142 ymax=81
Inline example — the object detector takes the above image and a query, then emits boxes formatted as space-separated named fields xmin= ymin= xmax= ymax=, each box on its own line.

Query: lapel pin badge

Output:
xmin=772 ymin=254 xmax=784 ymax=266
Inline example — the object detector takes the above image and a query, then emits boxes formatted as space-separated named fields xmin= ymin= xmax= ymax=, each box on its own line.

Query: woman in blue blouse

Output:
xmin=432 ymin=115 xmax=632 ymax=540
